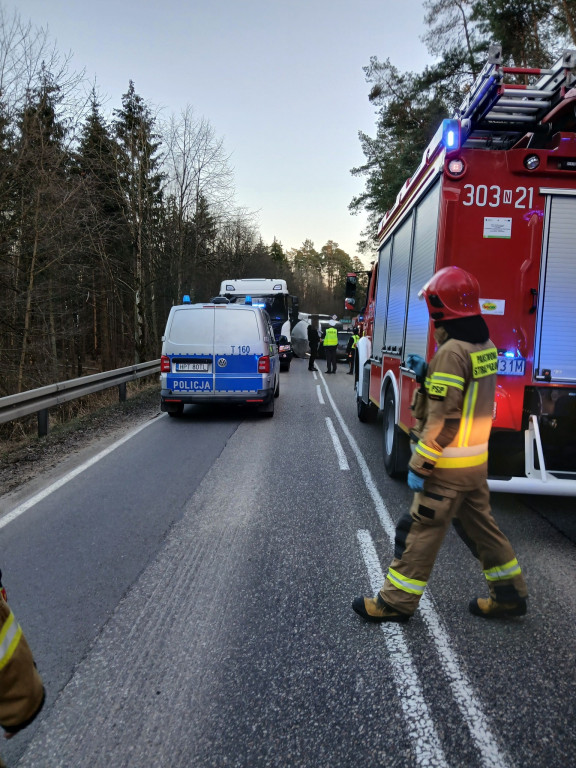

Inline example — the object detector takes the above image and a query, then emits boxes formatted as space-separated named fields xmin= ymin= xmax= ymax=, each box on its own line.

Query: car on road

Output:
xmin=160 ymin=298 xmax=280 ymax=417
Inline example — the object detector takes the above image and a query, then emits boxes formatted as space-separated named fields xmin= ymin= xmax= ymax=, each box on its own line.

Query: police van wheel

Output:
xmin=274 ymin=378 xmax=280 ymax=398
xmin=260 ymin=396 xmax=275 ymax=417
xmin=382 ymin=387 xmax=410 ymax=478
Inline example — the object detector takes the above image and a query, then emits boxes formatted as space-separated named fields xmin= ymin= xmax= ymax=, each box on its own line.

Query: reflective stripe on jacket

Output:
xmin=0 ymin=598 xmax=45 ymax=733
xmin=323 ymin=326 xmax=338 ymax=346
xmin=409 ymin=337 xmax=498 ymax=490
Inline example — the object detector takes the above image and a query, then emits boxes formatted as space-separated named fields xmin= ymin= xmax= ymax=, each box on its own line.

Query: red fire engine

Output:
xmin=352 ymin=45 xmax=576 ymax=496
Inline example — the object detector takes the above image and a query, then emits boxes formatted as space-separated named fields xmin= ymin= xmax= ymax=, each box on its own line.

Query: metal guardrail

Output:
xmin=0 ymin=360 xmax=160 ymax=436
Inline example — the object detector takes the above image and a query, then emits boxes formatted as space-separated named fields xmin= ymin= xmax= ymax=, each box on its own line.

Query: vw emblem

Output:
xmin=217 ymin=357 xmax=227 ymax=368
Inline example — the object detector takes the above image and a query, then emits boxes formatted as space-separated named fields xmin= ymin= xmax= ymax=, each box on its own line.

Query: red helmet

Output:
xmin=419 ymin=266 xmax=481 ymax=322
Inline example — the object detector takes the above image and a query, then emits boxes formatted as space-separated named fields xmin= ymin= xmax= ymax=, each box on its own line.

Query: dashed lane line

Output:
xmin=325 ymin=416 xmax=349 ymax=470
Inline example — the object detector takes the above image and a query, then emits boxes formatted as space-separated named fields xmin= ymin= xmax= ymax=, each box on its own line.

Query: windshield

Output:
xmin=227 ymin=294 xmax=288 ymax=320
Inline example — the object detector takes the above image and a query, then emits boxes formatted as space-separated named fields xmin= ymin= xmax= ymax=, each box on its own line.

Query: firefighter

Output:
xmin=0 ymin=571 xmax=45 ymax=758
xmin=352 ymin=266 xmax=528 ymax=623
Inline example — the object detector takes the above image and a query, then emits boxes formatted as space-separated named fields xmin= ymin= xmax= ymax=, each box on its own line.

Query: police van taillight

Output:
xmin=258 ymin=356 xmax=270 ymax=373
xmin=160 ymin=355 xmax=171 ymax=372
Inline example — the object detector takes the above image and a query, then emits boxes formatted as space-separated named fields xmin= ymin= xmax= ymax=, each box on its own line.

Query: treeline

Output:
xmin=350 ymin=0 xmax=576 ymax=248
xmin=0 ymin=8 xmax=363 ymax=396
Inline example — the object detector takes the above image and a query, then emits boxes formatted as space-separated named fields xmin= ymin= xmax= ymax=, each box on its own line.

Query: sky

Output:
xmin=11 ymin=0 xmax=432 ymax=265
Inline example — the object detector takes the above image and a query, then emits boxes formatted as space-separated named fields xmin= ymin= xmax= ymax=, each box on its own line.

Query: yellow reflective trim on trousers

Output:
xmin=387 ymin=567 xmax=427 ymax=595
xmin=0 ymin=610 xmax=23 ymax=671
xmin=457 ymin=380 xmax=478 ymax=447
xmin=436 ymin=451 xmax=488 ymax=468
xmin=483 ymin=559 xmax=522 ymax=582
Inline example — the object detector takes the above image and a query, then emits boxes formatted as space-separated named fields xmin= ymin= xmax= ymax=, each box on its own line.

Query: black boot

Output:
xmin=352 ymin=594 xmax=411 ymax=623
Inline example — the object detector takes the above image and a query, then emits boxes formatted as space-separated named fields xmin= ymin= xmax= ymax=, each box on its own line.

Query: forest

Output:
xmin=0 ymin=7 xmax=363 ymax=396
xmin=1 ymin=0 xmax=575 ymax=396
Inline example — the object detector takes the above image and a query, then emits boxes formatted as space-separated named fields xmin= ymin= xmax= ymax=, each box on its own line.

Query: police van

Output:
xmin=160 ymin=298 xmax=280 ymax=417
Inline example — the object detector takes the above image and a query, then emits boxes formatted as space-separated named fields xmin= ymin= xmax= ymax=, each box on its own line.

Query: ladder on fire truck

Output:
xmin=455 ymin=44 xmax=576 ymax=148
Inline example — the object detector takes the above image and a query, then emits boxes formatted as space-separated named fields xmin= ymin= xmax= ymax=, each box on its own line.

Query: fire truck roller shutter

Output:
xmin=404 ymin=181 xmax=441 ymax=363
xmin=536 ymin=191 xmax=576 ymax=383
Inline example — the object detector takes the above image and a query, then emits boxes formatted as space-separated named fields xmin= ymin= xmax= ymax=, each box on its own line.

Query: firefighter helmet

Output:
xmin=419 ymin=266 xmax=481 ymax=322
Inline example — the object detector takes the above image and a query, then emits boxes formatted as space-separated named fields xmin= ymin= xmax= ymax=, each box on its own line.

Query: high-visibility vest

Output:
xmin=352 ymin=334 xmax=359 ymax=348
xmin=323 ymin=326 xmax=338 ymax=346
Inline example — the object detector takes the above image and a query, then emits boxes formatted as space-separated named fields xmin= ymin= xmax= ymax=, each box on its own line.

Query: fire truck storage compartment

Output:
xmin=535 ymin=192 xmax=576 ymax=383
xmin=373 ymin=180 xmax=440 ymax=368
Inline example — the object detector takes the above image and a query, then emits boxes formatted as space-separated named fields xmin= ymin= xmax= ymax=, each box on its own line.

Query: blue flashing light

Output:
xmin=504 ymin=351 xmax=515 ymax=358
xmin=183 ymin=294 xmax=191 ymax=304
xmin=442 ymin=119 xmax=460 ymax=152
xmin=245 ymin=295 xmax=252 ymax=305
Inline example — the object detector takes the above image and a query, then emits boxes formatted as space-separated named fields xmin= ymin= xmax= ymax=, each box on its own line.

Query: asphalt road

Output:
xmin=1 ymin=358 xmax=575 ymax=767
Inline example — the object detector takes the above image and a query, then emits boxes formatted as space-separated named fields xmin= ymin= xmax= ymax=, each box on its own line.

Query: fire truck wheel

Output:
xmin=382 ymin=387 xmax=410 ymax=478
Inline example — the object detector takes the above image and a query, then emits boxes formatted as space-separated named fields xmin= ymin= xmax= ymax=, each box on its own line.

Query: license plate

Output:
xmin=497 ymin=357 xmax=526 ymax=376
xmin=175 ymin=362 xmax=210 ymax=372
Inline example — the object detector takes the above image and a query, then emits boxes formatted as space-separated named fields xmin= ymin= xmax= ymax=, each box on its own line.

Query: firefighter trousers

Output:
xmin=379 ymin=480 xmax=528 ymax=616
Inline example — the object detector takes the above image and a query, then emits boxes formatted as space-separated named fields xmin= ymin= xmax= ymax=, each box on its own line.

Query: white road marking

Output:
xmin=0 ymin=417 xmax=161 ymax=530
xmin=316 ymin=385 xmax=325 ymax=405
xmin=325 ymin=417 xmax=349 ymax=470
xmin=320 ymin=383 xmax=512 ymax=768
xmin=357 ymin=529 xmax=449 ymax=768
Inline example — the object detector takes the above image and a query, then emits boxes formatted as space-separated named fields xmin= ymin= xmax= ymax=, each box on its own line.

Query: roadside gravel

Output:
xmin=0 ymin=383 xmax=161 ymax=497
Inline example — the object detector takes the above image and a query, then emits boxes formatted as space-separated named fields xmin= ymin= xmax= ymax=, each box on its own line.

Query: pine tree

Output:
xmin=113 ymin=81 xmax=164 ymax=362
xmin=13 ymin=66 xmax=77 ymax=390
xmin=76 ymin=93 xmax=128 ymax=370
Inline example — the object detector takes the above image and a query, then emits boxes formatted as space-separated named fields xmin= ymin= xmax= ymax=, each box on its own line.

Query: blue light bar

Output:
xmin=442 ymin=119 xmax=460 ymax=151
xmin=183 ymin=294 xmax=191 ymax=304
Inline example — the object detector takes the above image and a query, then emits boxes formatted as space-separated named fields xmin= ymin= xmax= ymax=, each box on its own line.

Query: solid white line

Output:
xmin=325 ymin=417 xmax=349 ymax=470
xmin=0 ymin=417 xmax=161 ymax=530
xmin=357 ymin=529 xmax=448 ymax=768
xmin=418 ymin=593 xmax=510 ymax=768
xmin=322 ymin=385 xmax=511 ymax=768
xmin=316 ymin=385 xmax=325 ymax=405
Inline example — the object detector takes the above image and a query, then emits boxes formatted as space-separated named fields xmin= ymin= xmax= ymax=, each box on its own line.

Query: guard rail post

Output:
xmin=38 ymin=409 xmax=49 ymax=438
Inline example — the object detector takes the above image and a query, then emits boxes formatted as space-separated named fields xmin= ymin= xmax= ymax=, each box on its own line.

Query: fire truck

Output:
xmin=353 ymin=45 xmax=576 ymax=496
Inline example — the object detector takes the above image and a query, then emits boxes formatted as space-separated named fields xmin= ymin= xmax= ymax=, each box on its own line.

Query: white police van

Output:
xmin=160 ymin=297 xmax=280 ymax=417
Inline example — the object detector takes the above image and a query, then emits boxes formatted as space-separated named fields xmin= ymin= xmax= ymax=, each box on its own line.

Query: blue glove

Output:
xmin=407 ymin=354 xmax=427 ymax=382
xmin=407 ymin=470 xmax=425 ymax=492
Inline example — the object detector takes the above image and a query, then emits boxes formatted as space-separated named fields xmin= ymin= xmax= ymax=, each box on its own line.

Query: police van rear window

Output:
xmin=168 ymin=308 xmax=214 ymax=345
xmin=167 ymin=307 xmax=263 ymax=346
xmin=215 ymin=309 xmax=261 ymax=344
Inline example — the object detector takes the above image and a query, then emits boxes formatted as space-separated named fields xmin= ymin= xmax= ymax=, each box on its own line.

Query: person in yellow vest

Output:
xmin=322 ymin=315 xmax=339 ymax=374
xmin=346 ymin=327 xmax=360 ymax=374
xmin=353 ymin=267 xmax=528 ymax=623
xmin=0 ymin=570 xmax=45 ymax=765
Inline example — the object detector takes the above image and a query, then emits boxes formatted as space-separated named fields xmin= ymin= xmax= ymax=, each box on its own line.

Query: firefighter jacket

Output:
xmin=323 ymin=326 xmax=338 ymax=346
xmin=0 ymin=596 xmax=45 ymax=736
xmin=409 ymin=329 xmax=498 ymax=491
